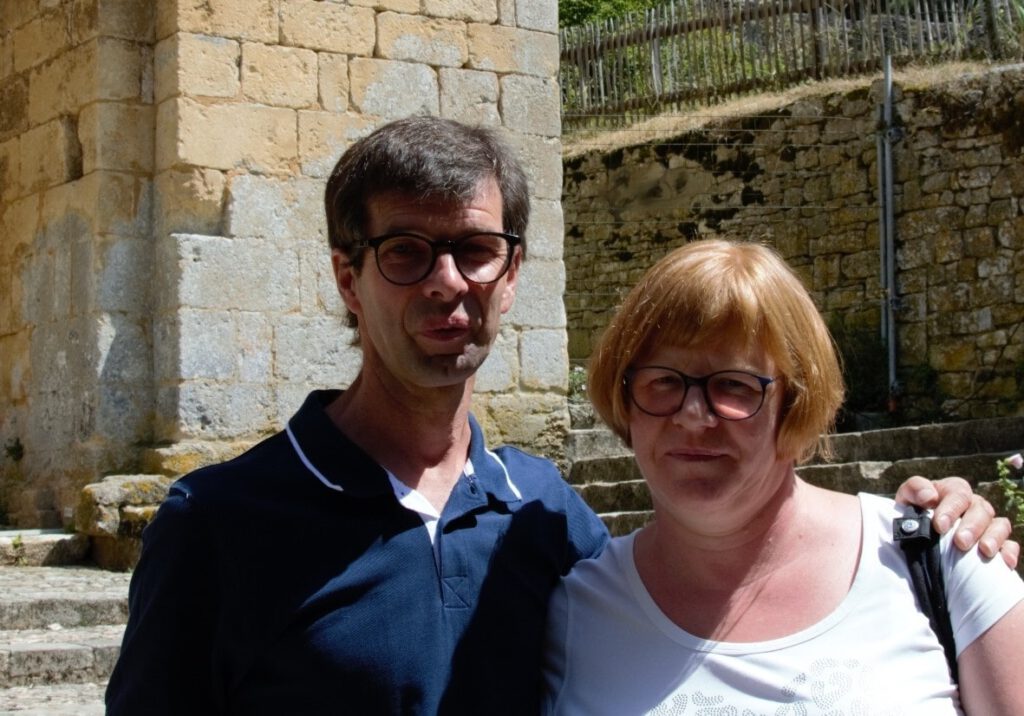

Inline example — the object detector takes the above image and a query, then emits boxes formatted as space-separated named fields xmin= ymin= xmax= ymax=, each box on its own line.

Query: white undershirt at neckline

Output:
xmin=386 ymin=459 xmax=475 ymax=549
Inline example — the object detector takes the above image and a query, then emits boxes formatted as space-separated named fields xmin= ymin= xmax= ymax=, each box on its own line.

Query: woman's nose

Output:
xmin=671 ymin=385 xmax=718 ymax=427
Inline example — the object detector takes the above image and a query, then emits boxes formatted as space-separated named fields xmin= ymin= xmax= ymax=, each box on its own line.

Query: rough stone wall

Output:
xmin=1 ymin=0 xmax=569 ymax=527
xmin=564 ymin=67 xmax=1024 ymax=424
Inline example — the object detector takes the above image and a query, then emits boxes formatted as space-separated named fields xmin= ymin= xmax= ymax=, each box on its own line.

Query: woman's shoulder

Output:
xmin=562 ymin=532 xmax=637 ymax=592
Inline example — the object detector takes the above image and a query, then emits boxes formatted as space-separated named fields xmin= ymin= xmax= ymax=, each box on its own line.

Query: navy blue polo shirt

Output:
xmin=107 ymin=390 xmax=609 ymax=715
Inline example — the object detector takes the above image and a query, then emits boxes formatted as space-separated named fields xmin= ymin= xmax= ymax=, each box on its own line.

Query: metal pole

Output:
xmin=879 ymin=54 xmax=899 ymax=406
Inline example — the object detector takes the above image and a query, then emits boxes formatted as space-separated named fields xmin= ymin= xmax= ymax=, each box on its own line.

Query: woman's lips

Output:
xmin=668 ymin=447 xmax=725 ymax=461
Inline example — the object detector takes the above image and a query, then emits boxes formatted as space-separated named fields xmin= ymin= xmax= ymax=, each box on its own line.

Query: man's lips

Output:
xmin=420 ymin=319 xmax=471 ymax=341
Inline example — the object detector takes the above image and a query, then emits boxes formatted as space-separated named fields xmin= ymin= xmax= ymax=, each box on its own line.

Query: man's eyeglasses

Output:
xmin=356 ymin=232 xmax=521 ymax=286
xmin=624 ymin=367 xmax=775 ymax=421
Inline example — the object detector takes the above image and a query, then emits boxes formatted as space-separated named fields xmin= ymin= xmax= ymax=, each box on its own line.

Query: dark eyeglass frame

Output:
xmin=356 ymin=231 xmax=521 ymax=286
xmin=624 ymin=366 xmax=776 ymax=421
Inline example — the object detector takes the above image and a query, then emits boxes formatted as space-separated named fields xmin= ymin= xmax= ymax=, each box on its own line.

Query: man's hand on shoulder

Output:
xmin=895 ymin=475 xmax=1019 ymax=569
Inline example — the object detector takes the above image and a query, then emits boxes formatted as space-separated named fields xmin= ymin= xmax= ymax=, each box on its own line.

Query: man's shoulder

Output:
xmin=480 ymin=443 xmax=607 ymax=548
xmin=172 ymin=429 xmax=295 ymax=498
xmin=487 ymin=443 xmax=559 ymax=471
xmin=484 ymin=444 xmax=567 ymax=492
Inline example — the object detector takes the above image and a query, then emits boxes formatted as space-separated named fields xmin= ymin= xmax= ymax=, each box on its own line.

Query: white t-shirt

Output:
xmin=543 ymin=493 xmax=1024 ymax=715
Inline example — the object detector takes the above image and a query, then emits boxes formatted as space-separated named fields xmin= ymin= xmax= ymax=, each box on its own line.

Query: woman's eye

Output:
xmin=649 ymin=375 xmax=682 ymax=390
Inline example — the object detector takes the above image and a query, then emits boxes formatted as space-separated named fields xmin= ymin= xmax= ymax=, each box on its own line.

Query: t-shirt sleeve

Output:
xmin=942 ymin=524 xmax=1024 ymax=656
xmin=541 ymin=580 xmax=571 ymax=714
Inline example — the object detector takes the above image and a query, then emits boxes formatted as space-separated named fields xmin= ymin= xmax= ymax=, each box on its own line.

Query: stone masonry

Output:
xmin=1 ymin=0 xmax=569 ymax=528
xmin=564 ymin=66 xmax=1024 ymax=424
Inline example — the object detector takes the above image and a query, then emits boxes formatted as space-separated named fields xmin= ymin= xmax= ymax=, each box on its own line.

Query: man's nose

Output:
xmin=422 ymin=251 xmax=468 ymax=298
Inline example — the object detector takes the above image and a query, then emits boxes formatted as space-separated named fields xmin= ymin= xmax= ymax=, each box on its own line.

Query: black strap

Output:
xmin=893 ymin=506 xmax=959 ymax=683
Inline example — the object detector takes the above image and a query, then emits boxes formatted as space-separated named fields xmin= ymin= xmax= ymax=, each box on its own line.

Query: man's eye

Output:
xmin=380 ymin=238 xmax=428 ymax=261
xmin=459 ymin=238 xmax=504 ymax=260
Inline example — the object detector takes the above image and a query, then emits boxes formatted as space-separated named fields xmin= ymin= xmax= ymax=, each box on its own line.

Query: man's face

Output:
xmin=332 ymin=177 xmax=520 ymax=392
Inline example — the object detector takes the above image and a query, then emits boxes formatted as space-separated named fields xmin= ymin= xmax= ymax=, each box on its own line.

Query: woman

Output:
xmin=543 ymin=239 xmax=1024 ymax=714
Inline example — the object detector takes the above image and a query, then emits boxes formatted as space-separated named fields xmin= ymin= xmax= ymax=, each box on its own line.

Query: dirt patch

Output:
xmin=562 ymin=61 xmax=999 ymax=158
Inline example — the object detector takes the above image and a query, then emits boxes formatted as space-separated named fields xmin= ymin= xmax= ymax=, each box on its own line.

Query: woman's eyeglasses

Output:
xmin=625 ymin=367 xmax=775 ymax=421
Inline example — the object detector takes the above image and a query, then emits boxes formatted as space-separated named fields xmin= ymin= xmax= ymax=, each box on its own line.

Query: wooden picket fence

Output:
xmin=560 ymin=0 xmax=1023 ymax=127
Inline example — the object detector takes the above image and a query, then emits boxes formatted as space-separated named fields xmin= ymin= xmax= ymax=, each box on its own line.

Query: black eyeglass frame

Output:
xmin=356 ymin=231 xmax=522 ymax=286
xmin=624 ymin=366 xmax=776 ymax=421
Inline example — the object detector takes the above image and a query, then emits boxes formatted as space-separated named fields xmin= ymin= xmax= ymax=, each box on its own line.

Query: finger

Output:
xmin=916 ymin=477 xmax=972 ymax=535
xmin=972 ymin=515 xmax=1011 ymax=559
xmin=893 ymin=475 xmax=940 ymax=509
xmin=999 ymin=539 xmax=1020 ymax=570
xmin=952 ymin=494 xmax=997 ymax=550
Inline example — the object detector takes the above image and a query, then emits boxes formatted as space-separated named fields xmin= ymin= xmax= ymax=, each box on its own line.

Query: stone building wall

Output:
xmin=1 ymin=0 xmax=155 ymax=527
xmin=0 ymin=0 xmax=568 ymax=528
xmin=564 ymin=67 xmax=1024 ymax=424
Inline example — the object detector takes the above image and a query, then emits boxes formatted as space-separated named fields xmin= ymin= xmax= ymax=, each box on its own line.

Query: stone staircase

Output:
xmin=566 ymin=414 xmax=1024 ymax=536
xmin=0 ymin=414 xmax=1019 ymax=710
xmin=0 ymin=546 xmax=130 ymax=713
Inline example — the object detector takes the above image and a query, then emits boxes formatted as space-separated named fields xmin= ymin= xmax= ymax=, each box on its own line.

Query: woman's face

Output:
xmin=627 ymin=339 xmax=791 ymax=536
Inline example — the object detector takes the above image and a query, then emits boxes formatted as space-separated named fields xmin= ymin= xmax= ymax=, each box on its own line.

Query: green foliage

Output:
xmin=560 ymin=0 xmax=661 ymax=28
xmin=997 ymin=454 xmax=1024 ymax=529
xmin=10 ymin=533 xmax=27 ymax=567
xmin=997 ymin=0 xmax=1024 ymax=57
xmin=828 ymin=314 xmax=889 ymax=429
xmin=894 ymin=363 xmax=947 ymax=425
xmin=568 ymin=365 xmax=588 ymax=402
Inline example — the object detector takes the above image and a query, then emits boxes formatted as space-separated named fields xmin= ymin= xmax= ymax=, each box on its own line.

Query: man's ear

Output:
xmin=499 ymin=248 xmax=522 ymax=314
xmin=332 ymin=249 xmax=362 ymax=316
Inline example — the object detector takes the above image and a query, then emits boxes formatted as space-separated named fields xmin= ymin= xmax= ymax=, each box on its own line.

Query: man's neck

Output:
xmin=326 ymin=373 xmax=475 ymax=512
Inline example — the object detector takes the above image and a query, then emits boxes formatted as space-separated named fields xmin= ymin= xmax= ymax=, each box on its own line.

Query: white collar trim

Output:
xmin=286 ymin=422 xmax=343 ymax=492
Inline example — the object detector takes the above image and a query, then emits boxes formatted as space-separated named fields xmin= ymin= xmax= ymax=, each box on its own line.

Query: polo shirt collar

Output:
xmin=286 ymin=389 xmax=523 ymax=505
xmin=464 ymin=413 xmax=523 ymax=506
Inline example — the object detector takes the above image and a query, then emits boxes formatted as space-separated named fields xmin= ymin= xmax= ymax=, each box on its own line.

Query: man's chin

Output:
xmin=418 ymin=351 xmax=487 ymax=385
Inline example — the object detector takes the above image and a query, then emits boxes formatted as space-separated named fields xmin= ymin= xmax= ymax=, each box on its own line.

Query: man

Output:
xmin=106 ymin=117 xmax=1014 ymax=714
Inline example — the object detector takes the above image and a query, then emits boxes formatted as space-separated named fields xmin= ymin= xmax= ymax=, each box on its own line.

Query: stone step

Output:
xmin=810 ymin=415 xmax=1023 ymax=465
xmin=572 ymin=442 xmax=1020 ymax=495
xmin=577 ymin=479 xmax=651 ymax=514
xmin=568 ymin=454 xmax=640 ymax=485
xmin=577 ymin=450 xmax=1022 ymax=531
xmin=0 ymin=624 xmax=123 ymax=688
xmin=0 ymin=682 xmax=105 ymax=714
xmin=0 ymin=532 xmax=89 ymax=569
xmin=565 ymin=426 xmax=631 ymax=464
xmin=566 ymin=415 xmax=1024 ymax=473
xmin=797 ymin=451 xmax=1019 ymax=494
xmin=0 ymin=568 xmax=131 ymax=631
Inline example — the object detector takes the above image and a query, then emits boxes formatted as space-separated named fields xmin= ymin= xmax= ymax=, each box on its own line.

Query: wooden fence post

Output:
xmin=984 ymin=0 xmax=1004 ymax=59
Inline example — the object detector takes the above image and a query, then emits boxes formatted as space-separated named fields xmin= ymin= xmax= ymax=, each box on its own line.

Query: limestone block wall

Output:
xmin=564 ymin=67 xmax=1024 ymax=424
xmin=1 ymin=0 xmax=155 ymax=526
xmin=1 ymin=0 xmax=568 ymax=527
